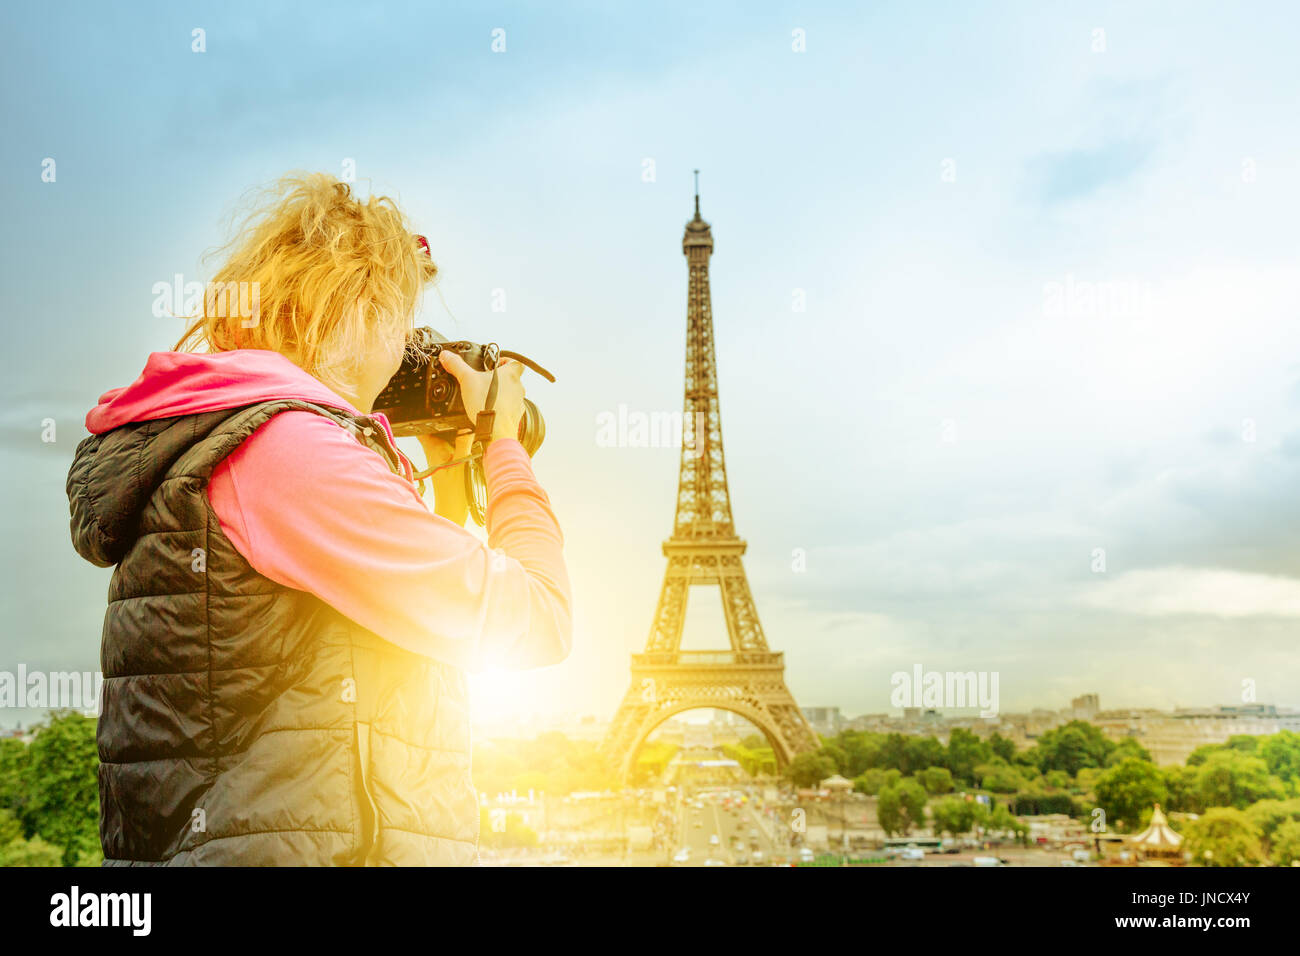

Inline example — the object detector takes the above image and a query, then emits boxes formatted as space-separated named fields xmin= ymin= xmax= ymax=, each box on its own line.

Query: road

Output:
xmin=671 ymin=792 xmax=789 ymax=866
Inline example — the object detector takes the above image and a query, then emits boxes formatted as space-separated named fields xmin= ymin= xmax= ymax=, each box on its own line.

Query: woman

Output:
xmin=66 ymin=173 xmax=572 ymax=865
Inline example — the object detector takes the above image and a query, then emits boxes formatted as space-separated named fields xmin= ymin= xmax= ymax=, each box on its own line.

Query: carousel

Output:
xmin=1128 ymin=804 xmax=1185 ymax=865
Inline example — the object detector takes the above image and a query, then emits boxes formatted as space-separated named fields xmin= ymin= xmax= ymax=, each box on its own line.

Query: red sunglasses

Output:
xmin=414 ymin=234 xmax=431 ymax=257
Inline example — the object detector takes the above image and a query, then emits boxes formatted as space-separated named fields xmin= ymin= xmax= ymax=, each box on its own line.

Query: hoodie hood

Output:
xmin=85 ymin=350 xmax=361 ymax=433
xmin=69 ymin=350 xmax=405 ymax=568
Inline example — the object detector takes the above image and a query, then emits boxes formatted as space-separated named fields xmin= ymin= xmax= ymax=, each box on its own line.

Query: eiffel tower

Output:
xmin=603 ymin=176 xmax=818 ymax=780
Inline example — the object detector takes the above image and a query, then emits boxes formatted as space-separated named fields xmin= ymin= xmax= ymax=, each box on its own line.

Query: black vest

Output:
xmin=67 ymin=400 xmax=478 ymax=865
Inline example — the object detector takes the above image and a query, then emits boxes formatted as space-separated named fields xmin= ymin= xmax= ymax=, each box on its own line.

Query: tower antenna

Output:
xmin=693 ymin=169 xmax=700 ymax=217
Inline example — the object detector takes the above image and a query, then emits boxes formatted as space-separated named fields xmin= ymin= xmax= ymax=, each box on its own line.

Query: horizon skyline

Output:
xmin=7 ymin=682 xmax=1299 ymax=734
xmin=4 ymin=2 xmax=1300 ymax=734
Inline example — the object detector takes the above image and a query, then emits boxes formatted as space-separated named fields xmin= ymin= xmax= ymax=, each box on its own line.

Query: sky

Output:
xmin=2 ymin=1 xmax=1299 ymax=730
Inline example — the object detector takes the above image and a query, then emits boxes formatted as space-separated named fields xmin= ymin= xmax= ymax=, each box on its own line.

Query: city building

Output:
xmin=802 ymin=706 xmax=844 ymax=737
xmin=829 ymin=695 xmax=1298 ymax=766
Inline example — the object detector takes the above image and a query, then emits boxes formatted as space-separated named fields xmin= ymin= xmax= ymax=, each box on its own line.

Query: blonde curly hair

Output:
xmin=176 ymin=172 xmax=438 ymax=395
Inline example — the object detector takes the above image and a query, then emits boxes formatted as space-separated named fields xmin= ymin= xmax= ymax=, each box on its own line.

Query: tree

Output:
xmin=945 ymin=729 xmax=991 ymax=786
xmin=1034 ymin=721 xmax=1115 ymax=776
xmin=1260 ymin=731 xmax=1300 ymax=787
xmin=1185 ymin=743 xmax=1220 ymax=767
xmin=919 ymin=766 xmax=955 ymax=794
xmin=817 ymin=743 xmax=849 ymax=776
xmin=876 ymin=778 xmax=927 ymax=837
xmin=975 ymin=761 xmax=1027 ymax=794
xmin=1184 ymin=808 xmax=1264 ymax=867
xmin=784 ymin=752 xmax=836 ymax=789
xmin=1194 ymin=750 xmax=1284 ymax=810
xmin=1076 ymin=767 xmax=1105 ymax=794
xmin=839 ymin=731 xmax=886 ymax=777
xmin=1105 ymin=737 xmax=1153 ymax=767
xmin=904 ymin=737 xmax=945 ymax=776
xmin=879 ymin=734 xmax=910 ymax=773
xmin=478 ymin=807 xmax=539 ymax=849
xmin=1161 ymin=764 xmax=1198 ymax=813
xmin=722 ymin=740 xmax=776 ymax=777
xmin=855 ymin=767 xmax=903 ymax=795
xmin=1095 ymin=758 xmax=1168 ymax=831
xmin=0 ymin=737 xmax=26 ymax=814
xmin=853 ymin=768 xmax=883 ymax=795
xmin=0 ymin=808 xmax=58 ymax=866
xmin=1269 ymin=819 xmax=1300 ymax=867
xmin=987 ymin=804 xmax=1029 ymax=845
xmin=14 ymin=713 xmax=99 ymax=866
xmin=930 ymin=796 xmax=978 ymax=836
xmin=0 ymin=808 xmax=62 ymax=867
xmin=1016 ymin=768 xmax=1047 ymax=794
xmin=1044 ymin=770 xmax=1070 ymax=789
xmin=1245 ymin=798 xmax=1300 ymax=855
xmin=474 ymin=733 xmax=619 ymax=796
xmin=988 ymin=732 xmax=1016 ymax=763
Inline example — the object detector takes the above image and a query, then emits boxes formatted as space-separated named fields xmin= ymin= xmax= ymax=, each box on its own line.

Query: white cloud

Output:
xmin=1077 ymin=566 xmax=1300 ymax=618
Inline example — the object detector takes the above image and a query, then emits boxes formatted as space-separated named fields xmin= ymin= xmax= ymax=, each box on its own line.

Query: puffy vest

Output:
xmin=67 ymin=400 xmax=478 ymax=865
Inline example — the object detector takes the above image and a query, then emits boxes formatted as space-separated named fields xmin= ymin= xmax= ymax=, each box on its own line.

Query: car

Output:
xmin=798 ymin=847 xmax=816 ymax=863
xmin=899 ymin=848 xmax=925 ymax=861
xmin=709 ymin=834 xmax=720 ymax=846
xmin=672 ymin=848 xmax=691 ymax=864
xmin=704 ymin=858 xmax=727 ymax=867
xmin=972 ymin=856 xmax=1003 ymax=867
xmin=751 ymin=850 xmax=765 ymax=863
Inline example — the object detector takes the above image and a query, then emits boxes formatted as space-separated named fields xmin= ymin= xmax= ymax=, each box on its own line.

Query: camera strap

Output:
xmin=473 ymin=367 xmax=499 ymax=446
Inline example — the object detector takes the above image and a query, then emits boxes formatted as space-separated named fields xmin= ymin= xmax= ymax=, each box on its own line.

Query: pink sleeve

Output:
xmin=208 ymin=411 xmax=572 ymax=672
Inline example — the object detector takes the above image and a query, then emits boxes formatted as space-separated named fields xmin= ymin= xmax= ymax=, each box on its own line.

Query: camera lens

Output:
xmin=518 ymin=399 xmax=546 ymax=456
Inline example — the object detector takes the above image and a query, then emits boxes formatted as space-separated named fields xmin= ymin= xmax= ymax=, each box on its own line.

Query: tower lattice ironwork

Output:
xmin=603 ymin=180 xmax=817 ymax=780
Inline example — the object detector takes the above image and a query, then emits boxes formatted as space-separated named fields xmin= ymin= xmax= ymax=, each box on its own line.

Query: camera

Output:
xmin=373 ymin=327 xmax=555 ymax=524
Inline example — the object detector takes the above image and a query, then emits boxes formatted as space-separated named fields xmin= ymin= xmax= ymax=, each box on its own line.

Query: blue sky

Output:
xmin=3 ymin=1 xmax=1300 ymax=727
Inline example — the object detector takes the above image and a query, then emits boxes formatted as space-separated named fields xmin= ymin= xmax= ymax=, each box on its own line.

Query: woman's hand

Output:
xmin=437 ymin=351 xmax=526 ymax=442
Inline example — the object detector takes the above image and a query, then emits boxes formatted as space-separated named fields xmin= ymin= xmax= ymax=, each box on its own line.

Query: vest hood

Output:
xmin=69 ymin=351 xmax=370 ymax=568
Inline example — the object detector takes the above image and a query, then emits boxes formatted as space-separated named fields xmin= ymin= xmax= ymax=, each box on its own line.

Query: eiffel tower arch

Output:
xmin=604 ymin=178 xmax=818 ymax=781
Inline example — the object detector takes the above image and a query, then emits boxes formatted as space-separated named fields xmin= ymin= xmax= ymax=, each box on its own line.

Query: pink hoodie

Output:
xmin=85 ymin=350 xmax=572 ymax=673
